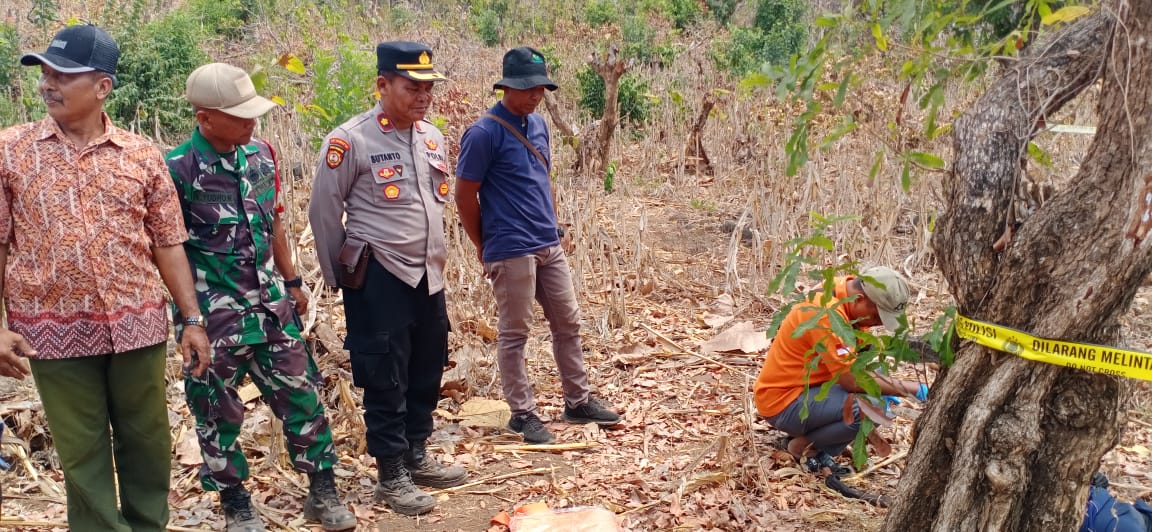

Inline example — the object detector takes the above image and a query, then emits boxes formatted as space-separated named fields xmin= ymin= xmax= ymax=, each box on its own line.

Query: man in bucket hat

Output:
xmin=455 ymin=47 xmax=621 ymax=445
xmin=309 ymin=41 xmax=466 ymax=516
xmin=1 ymin=24 xmax=210 ymax=530
xmin=166 ymin=63 xmax=355 ymax=531
xmin=753 ymin=266 xmax=929 ymax=475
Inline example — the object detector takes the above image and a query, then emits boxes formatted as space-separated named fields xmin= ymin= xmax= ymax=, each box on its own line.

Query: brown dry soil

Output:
xmin=4 ymin=197 xmax=1152 ymax=531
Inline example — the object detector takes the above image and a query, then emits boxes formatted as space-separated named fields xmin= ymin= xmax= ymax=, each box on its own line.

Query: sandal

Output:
xmin=802 ymin=451 xmax=852 ymax=476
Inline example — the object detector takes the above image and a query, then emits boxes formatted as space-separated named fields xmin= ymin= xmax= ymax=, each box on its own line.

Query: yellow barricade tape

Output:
xmin=954 ymin=314 xmax=1152 ymax=381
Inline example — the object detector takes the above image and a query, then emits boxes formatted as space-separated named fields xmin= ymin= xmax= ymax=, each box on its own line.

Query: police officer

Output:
xmin=309 ymin=41 xmax=467 ymax=516
xmin=167 ymin=63 xmax=355 ymax=532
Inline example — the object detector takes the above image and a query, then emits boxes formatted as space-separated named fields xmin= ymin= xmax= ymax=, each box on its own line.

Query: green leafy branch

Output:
xmin=746 ymin=0 xmax=1092 ymax=190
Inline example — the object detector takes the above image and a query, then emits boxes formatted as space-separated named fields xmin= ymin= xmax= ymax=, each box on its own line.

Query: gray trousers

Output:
xmin=484 ymin=245 xmax=590 ymax=415
xmin=766 ymin=384 xmax=861 ymax=456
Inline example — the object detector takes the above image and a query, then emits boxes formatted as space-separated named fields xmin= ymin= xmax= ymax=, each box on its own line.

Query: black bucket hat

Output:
xmin=21 ymin=24 xmax=119 ymax=82
xmin=493 ymin=47 xmax=557 ymax=91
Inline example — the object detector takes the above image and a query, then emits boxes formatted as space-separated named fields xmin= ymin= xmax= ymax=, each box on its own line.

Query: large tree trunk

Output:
xmin=885 ymin=4 xmax=1152 ymax=530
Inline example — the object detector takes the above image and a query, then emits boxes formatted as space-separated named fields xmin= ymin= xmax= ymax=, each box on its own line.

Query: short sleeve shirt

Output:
xmin=753 ymin=277 xmax=859 ymax=417
xmin=456 ymin=102 xmax=558 ymax=263
xmin=166 ymin=128 xmax=293 ymax=348
xmin=0 ymin=115 xmax=187 ymax=359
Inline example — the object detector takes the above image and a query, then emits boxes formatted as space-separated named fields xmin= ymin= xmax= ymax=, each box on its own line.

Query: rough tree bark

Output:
xmin=886 ymin=4 xmax=1152 ymax=530
xmin=589 ymin=44 xmax=628 ymax=177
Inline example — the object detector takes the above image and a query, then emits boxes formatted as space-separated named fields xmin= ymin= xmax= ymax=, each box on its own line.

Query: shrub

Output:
xmin=575 ymin=65 xmax=652 ymax=126
xmin=620 ymin=18 xmax=678 ymax=67
xmin=663 ymin=0 xmax=702 ymax=29
xmin=185 ymin=0 xmax=248 ymax=39
xmin=0 ymin=23 xmax=20 ymax=98
xmin=28 ymin=0 xmax=59 ymax=30
xmin=576 ymin=66 xmax=605 ymax=117
xmin=98 ymin=0 xmax=150 ymax=29
xmin=706 ymin=0 xmax=738 ymax=25
xmin=301 ymin=41 xmax=377 ymax=147
xmin=473 ymin=9 xmax=502 ymax=46
xmin=622 ymin=16 xmax=656 ymax=63
xmin=752 ymin=0 xmax=805 ymax=32
xmin=388 ymin=4 xmax=417 ymax=28
xmin=106 ymin=9 xmax=209 ymax=139
xmin=537 ymin=45 xmax=564 ymax=74
xmin=584 ymin=0 xmax=618 ymax=27
xmin=470 ymin=0 xmax=512 ymax=47
xmin=714 ymin=0 xmax=807 ymax=76
xmin=0 ymin=23 xmax=39 ymax=126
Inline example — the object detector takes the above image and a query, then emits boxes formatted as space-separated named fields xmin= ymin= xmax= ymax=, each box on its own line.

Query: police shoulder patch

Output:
xmin=377 ymin=113 xmax=393 ymax=133
xmin=326 ymin=137 xmax=351 ymax=169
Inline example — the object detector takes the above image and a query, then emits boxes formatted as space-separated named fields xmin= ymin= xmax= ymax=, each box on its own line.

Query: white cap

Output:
xmin=186 ymin=63 xmax=276 ymax=119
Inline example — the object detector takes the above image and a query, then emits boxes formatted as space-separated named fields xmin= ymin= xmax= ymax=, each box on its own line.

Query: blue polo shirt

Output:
xmin=457 ymin=101 xmax=559 ymax=262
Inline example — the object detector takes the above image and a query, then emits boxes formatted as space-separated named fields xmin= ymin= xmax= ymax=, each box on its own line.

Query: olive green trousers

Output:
xmin=30 ymin=343 xmax=171 ymax=532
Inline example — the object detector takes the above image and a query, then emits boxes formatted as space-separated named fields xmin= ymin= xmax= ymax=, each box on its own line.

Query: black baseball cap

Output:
xmin=376 ymin=41 xmax=446 ymax=82
xmin=493 ymin=47 xmax=557 ymax=91
xmin=21 ymin=24 xmax=119 ymax=80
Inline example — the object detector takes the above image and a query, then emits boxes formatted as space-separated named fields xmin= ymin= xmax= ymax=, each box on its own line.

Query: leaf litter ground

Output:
xmin=3 ymin=196 xmax=1152 ymax=532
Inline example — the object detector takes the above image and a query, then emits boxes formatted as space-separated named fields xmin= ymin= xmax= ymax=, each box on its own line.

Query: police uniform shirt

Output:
xmin=309 ymin=103 xmax=451 ymax=294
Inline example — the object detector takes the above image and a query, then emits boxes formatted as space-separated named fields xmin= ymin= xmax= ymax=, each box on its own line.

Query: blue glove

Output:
xmin=0 ymin=423 xmax=8 ymax=471
xmin=882 ymin=395 xmax=901 ymax=415
xmin=915 ymin=383 xmax=930 ymax=402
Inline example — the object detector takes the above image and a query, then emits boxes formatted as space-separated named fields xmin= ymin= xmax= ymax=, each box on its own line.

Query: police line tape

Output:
xmin=954 ymin=314 xmax=1152 ymax=381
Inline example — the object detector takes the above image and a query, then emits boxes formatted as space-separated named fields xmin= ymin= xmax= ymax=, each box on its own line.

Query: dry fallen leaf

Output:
xmin=458 ymin=398 xmax=512 ymax=428
xmin=175 ymin=426 xmax=203 ymax=466
xmin=1123 ymin=444 xmax=1152 ymax=457
xmin=237 ymin=382 xmax=261 ymax=403
xmin=700 ymin=321 xmax=771 ymax=354
xmin=700 ymin=293 xmax=736 ymax=328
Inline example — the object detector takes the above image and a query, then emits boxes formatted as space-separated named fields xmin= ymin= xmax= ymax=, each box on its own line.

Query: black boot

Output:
xmin=220 ymin=484 xmax=265 ymax=532
xmin=375 ymin=455 xmax=436 ymax=515
xmin=405 ymin=441 xmax=468 ymax=488
xmin=303 ymin=469 xmax=357 ymax=531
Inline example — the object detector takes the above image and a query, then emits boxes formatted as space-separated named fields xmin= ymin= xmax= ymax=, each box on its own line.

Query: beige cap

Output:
xmin=186 ymin=63 xmax=276 ymax=119
xmin=859 ymin=266 xmax=910 ymax=332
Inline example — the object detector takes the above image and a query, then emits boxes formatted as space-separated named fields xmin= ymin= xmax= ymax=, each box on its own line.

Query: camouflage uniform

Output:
xmin=166 ymin=129 xmax=336 ymax=491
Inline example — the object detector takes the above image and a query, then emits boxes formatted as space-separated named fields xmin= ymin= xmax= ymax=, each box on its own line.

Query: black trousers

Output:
xmin=342 ymin=258 xmax=448 ymax=458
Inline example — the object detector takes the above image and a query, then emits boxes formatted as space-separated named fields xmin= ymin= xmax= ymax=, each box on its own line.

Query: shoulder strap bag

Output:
xmin=483 ymin=113 xmax=549 ymax=169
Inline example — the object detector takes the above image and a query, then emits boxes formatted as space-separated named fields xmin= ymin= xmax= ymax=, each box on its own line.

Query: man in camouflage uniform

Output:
xmin=166 ymin=63 xmax=355 ymax=532
xmin=309 ymin=41 xmax=467 ymax=516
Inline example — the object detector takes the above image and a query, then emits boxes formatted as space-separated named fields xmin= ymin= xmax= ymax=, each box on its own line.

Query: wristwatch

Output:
xmin=284 ymin=276 xmax=303 ymax=288
xmin=556 ymin=226 xmax=566 ymax=238
xmin=183 ymin=315 xmax=207 ymax=328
